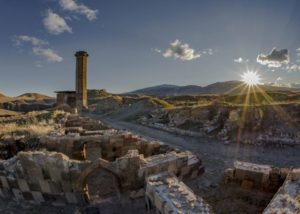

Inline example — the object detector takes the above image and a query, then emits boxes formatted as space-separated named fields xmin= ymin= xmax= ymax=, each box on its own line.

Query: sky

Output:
xmin=0 ymin=0 xmax=300 ymax=96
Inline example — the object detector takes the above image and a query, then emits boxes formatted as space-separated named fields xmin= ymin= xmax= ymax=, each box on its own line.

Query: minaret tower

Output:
xmin=75 ymin=51 xmax=88 ymax=112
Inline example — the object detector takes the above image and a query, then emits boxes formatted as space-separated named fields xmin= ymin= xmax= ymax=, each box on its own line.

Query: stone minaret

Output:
xmin=75 ymin=51 xmax=88 ymax=112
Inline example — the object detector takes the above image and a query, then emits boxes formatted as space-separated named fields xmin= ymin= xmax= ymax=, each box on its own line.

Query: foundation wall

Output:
xmin=40 ymin=133 xmax=173 ymax=161
xmin=0 ymin=151 xmax=89 ymax=206
xmin=224 ymin=161 xmax=289 ymax=192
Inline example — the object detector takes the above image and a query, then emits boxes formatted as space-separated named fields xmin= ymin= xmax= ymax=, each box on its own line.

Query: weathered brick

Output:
xmin=32 ymin=191 xmax=45 ymax=203
xmin=0 ymin=176 xmax=9 ymax=188
xmin=17 ymin=179 xmax=30 ymax=192
xmin=39 ymin=180 xmax=51 ymax=193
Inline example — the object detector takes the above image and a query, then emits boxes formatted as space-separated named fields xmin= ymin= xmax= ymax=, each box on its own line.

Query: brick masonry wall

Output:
xmin=0 ymin=151 xmax=89 ymax=206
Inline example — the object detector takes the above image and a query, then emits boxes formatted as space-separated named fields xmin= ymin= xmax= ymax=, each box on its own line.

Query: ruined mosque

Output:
xmin=0 ymin=51 xmax=298 ymax=214
xmin=55 ymin=51 xmax=89 ymax=112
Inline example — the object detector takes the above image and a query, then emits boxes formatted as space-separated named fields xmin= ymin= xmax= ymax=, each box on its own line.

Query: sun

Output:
xmin=241 ymin=71 xmax=261 ymax=86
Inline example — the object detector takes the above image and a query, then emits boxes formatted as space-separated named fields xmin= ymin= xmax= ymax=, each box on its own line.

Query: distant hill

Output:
xmin=127 ymin=81 xmax=299 ymax=97
xmin=17 ymin=93 xmax=53 ymax=100
xmin=0 ymin=92 xmax=55 ymax=112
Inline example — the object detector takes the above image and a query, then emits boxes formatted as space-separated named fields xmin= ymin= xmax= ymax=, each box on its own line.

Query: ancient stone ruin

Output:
xmin=0 ymin=113 xmax=299 ymax=213
xmin=0 ymin=114 xmax=210 ymax=213
xmin=56 ymin=51 xmax=89 ymax=112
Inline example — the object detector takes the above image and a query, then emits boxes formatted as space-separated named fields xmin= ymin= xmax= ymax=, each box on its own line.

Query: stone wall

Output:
xmin=0 ymin=148 xmax=204 ymax=206
xmin=224 ymin=161 xmax=289 ymax=192
xmin=145 ymin=172 xmax=213 ymax=214
xmin=140 ymin=151 xmax=204 ymax=181
xmin=263 ymin=169 xmax=300 ymax=213
xmin=40 ymin=133 xmax=173 ymax=161
xmin=0 ymin=151 xmax=89 ymax=206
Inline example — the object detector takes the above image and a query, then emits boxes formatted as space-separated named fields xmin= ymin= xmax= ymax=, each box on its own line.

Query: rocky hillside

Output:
xmin=0 ymin=92 xmax=55 ymax=113
xmin=138 ymin=103 xmax=300 ymax=146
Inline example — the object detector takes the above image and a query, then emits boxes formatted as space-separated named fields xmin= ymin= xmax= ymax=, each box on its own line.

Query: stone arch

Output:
xmin=75 ymin=158 xmax=122 ymax=202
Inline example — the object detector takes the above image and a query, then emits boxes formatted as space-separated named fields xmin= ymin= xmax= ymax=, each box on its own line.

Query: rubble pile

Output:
xmin=65 ymin=114 xmax=108 ymax=135
xmin=0 ymin=114 xmax=206 ymax=211
xmin=0 ymin=151 xmax=88 ymax=206
xmin=146 ymin=173 xmax=213 ymax=214
xmin=139 ymin=104 xmax=300 ymax=146
xmin=263 ymin=169 xmax=300 ymax=213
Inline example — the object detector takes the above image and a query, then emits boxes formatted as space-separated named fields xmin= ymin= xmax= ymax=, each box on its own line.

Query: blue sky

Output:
xmin=1 ymin=0 xmax=300 ymax=96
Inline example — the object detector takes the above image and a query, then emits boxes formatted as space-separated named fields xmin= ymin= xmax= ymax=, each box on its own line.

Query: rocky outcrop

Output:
xmin=139 ymin=104 xmax=300 ymax=146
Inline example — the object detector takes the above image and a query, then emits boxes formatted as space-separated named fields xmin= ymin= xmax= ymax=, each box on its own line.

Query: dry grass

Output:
xmin=0 ymin=123 xmax=54 ymax=137
xmin=0 ymin=110 xmax=65 ymax=137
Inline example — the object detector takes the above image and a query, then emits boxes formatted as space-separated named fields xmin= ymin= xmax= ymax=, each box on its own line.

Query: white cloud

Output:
xmin=33 ymin=47 xmax=63 ymax=62
xmin=14 ymin=35 xmax=48 ymax=46
xmin=202 ymin=48 xmax=213 ymax=55
xmin=13 ymin=35 xmax=63 ymax=63
xmin=234 ymin=57 xmax=248 ymax=63
xmin=43 ymin=10 xmax=72 ymax=35
xmin=297 ymin=48 xmax=300 ymax=56
xmin=162 ymin=40 xmax=200 ymax=61
xmin=59 ymin=0 xmax=98 ymax=21
xmin=154 ymin=48 xmax=161 ymax=53
xmin=257 ymin=48 xmax=289 ymax=68
xmin=290 ymin=83 xmax=300 ymax=88
xmin=266 ymin=77 xmax=300 ymax=88
xmin=285 ymin=64 xmax=300 ymax=72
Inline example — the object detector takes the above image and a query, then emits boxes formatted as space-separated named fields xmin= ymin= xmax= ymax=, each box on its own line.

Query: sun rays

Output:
xmin=234 ymin=70 xmax=298 ymax=145
xmin=241 ymin=71 xmax=261 ymax=86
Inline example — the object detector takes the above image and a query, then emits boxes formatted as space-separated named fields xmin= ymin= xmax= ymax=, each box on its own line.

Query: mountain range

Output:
xmin=127 ymin=81 xmax=300 ymax=97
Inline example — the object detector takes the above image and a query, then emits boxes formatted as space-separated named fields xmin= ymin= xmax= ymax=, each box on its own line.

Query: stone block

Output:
xmin=32 ymin=191 xmax=45 ymax=203
xmin=22 ymin=191 xmax=34 ymax=201
xmin=137 ymin=168 xmax=145 ymax=179
xmin=235 ymin=169 xmax=246 ymax=180
xmin=49 ymin=181 xmax=63 ymax=194
xmin=41 ymin=168 xmax=51 ymax=180
xmin=167 ymin=162 xmax=177 ymax=174
xmin=19 ymin=155 xmax=44 ymax=183
xmin=52 ymin=200 xmax=67 ymax=207
xmin=28 ymin=167 xmax=44 ymax=183
xmin=154 ymin=194 xmax=163 ymax=211
xmin=39 ymin=180 xmax=51 ymax=194
xmin=28 ymin=182 xmax=41 ymax=192
xmin=1 ymin=188 xmax=13 ymax=198
xmin=129 ymin=189 xmax=145 ymax=199
xmin=17 ymin=179 xmax=30 ymax=192
xmin=244 ymin=171 xmax=263 ymax=184
xmin=48 ymin=166 xmax=63 ymax=182
xmin=176 ymin=158 xmax=186 ymax=168
xmin=241 ymin=180 xmax=254 ymax=189
xmin=180 ymin=166 xmax=191 ymax=177
xmin=12 ymin=188 xmax=24 ymax=200
xmin=61 ymin=181 xmax=73 ymax=192
xmin=0 ymin=176 xmax=9 ymax=188
xmin=65 ymin=192 xmax=78 ymax=204
xmin=190 ymin=169 xmax=199 ymax=179
xmin=42 ymin=193 xmax=56 ymax=202
xmin=85 ymin=143 xmax=102 ymax=161
xmin=7 ymin=178 xmax=18 ymax=189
